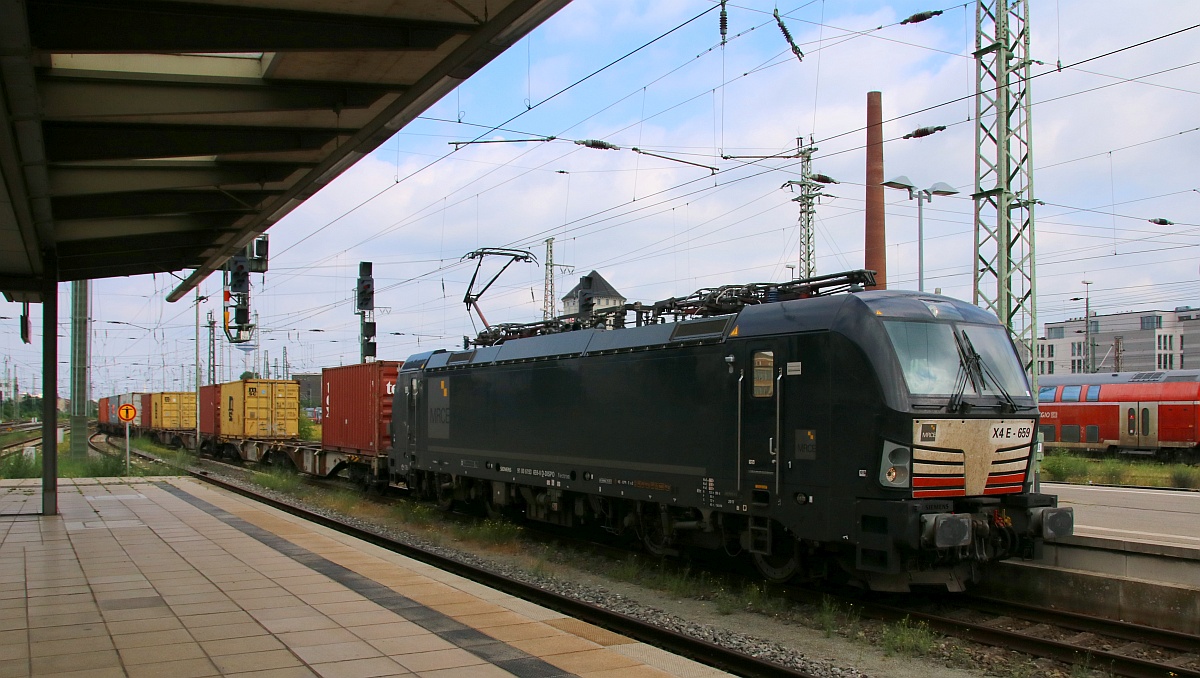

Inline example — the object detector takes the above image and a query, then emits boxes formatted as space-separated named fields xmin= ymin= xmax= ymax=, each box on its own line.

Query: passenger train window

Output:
xmin=1038 ymin=424 xmax=1056 ymax=442
xmin=1061 ymin=385 xmax=1082 ymax=402
xmin=1085 ymin=425 xmax=1099 ymax=443
xmin=1142 ymin=408 xmax=1150 ymax=436
xmin=752 ymin=351 xmax=775 ymax=398
xmin=1061 ymin=425 xmax=1080 ymax=443
xmin=1038 ymin=386 xmax=1056 ymax=402
xmin=1086 ymin=386 xmax=1100 ymax=401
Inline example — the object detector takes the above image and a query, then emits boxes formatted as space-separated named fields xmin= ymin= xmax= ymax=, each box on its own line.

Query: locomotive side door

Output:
xmin=405 ymin=376 xmax=420 ymax=459
xmin=739 ymin=344 xmax=784 ymax=544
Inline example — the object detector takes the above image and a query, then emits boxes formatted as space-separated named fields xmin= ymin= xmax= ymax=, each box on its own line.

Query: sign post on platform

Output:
xmin=118 ymin=403 xmax=137 ymax=476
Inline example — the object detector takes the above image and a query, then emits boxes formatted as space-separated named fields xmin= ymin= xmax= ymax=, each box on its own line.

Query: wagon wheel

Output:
xmin=752 ymin=534 xmax=801 ymax=583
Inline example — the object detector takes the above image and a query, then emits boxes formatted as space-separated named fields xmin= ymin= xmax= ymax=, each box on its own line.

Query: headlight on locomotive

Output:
xmin=878 ymin=442 xmax=911 ymax=488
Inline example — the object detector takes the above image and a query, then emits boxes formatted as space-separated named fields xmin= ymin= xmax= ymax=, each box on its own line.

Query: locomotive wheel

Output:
xmin=752 ymin=537 xmax=801 ymax=583
xmin=642 ymin=510 xmax=673 ymax=556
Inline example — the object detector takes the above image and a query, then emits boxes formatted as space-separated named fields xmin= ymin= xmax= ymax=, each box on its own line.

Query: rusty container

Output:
xmin=321 ymin=361 xmax=401 ymax=458
xmin=139 ymin=394 xmax=152 ymax=428
xmin=97 ymin=396 xmax=110 ymax=425
xmin=199 ymin=384 xmax=220 ymax=435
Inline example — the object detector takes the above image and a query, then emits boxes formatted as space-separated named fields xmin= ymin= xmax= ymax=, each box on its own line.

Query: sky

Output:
xmin=3 ymin=0 xmax=1199 ymax=398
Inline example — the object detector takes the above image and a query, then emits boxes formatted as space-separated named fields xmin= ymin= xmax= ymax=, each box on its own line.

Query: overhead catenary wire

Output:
xmin=56 ymin=9 xmax=1200 ymax=374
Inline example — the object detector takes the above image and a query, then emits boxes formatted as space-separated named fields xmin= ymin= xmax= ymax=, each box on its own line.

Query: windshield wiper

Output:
xmin=948 ymin=330 xmax=979 ymax=413
xmin=960 ymin=330 xmax=1025 ymax=413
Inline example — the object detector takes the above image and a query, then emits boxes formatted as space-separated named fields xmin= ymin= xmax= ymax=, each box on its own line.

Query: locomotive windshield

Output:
xmin=884 ymin=321 xmax=1031 ymax=398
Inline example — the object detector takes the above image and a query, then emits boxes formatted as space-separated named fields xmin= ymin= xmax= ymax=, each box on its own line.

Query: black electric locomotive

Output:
xmin=388 ymin=271 xmax=1073 ymax=591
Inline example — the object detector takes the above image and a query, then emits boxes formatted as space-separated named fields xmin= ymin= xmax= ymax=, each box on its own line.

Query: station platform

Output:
xmin=0 ymin=477 xmax=729 ymax=678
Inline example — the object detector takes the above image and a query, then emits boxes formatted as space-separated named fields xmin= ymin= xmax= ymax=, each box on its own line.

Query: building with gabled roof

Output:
xmin=561 ymin=271 xmax=625 ymax=316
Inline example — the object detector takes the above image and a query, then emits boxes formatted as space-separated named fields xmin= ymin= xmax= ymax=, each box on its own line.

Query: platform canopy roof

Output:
xmin=0 ymin=0 xmax=570 ymax=304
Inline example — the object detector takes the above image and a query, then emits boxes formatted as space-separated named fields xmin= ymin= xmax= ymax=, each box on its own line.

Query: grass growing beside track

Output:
xmin=0 ymin=446 xmax=153 ymax=478
xmin=1041 ymin=451 xmax=1200 ymax=488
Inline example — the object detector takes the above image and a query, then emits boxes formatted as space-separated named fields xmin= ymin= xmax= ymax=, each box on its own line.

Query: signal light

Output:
xmin=228 ymin=255 xmax=250 ymax=293
xmin=356 ymin=276 xmax=374 ymax=311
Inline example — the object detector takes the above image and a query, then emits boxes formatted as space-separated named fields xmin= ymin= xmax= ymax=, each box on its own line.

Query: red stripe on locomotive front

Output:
xmin=913 ymin=488 xmax=966 ymax=498
xmin=912 ymin=476 xmax=964 ymax=488
xmin=986 ymin=472 xmax=1027 ymax=485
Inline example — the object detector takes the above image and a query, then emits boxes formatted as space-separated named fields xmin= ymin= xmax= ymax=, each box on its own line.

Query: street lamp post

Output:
xmin=881 ymin=176 xmax=958 ymax=292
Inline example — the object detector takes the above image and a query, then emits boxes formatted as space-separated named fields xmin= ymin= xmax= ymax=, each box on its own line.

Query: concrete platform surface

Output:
xmin=1044 ymin=482 xmax=1200 ymax=551
xmin=0 ymin=478 xmax=731 ymax=678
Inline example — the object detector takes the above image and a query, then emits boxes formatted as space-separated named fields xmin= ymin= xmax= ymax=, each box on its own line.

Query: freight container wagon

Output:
xmin=321 ymin=361 xmax=401 ymax=485
xmin=218 ymin=379 xmax=299 ymax=439
xmin=97 ymin=396 xmax=111 ymax=426
xmin=199 ymin=384 xmax=219 ymax=436
xmin=117 ymin=392 xmax=151 ymax=429
xmin=151 ymin=392 xmax=197 ymax=430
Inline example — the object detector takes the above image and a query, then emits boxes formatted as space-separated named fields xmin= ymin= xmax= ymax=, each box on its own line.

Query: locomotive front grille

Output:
xmin=911 ymin=420 xmax=1034 ymax=498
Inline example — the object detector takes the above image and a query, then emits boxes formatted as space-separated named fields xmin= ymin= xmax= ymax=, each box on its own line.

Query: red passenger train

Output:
xmin=1037 ymin=371 xmax=1200 ymax=462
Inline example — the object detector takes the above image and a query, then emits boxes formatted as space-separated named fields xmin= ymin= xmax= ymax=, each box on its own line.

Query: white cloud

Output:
xmin=5 ymin=0 xmax=1198 ymax=395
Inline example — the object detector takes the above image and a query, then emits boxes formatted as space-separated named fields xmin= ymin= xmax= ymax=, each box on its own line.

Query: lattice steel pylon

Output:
xmin=544 ymin=237 xmax=555 ymax=320
xmin=781 ymin=139 xmax=828 ymax=280
xmin=796 ymin=142 xmax=818 ymax=279
xmin=973 ymin=0 xmax=1038 ymax=381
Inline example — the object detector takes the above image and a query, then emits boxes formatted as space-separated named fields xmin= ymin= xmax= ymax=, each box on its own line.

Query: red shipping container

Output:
xmin=139 ymin=393 xmax=152 ymax=428
xmin=321 ymin=361 xmax=401 ymax=457
xmin=98 ymin=397 xmax=110 ymax=425
xmin=199 ymin=384 xmax=220 ymax=435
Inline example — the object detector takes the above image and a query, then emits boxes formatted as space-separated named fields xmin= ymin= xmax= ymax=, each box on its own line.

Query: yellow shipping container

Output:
xmin=151 ymin=392 xmax=197 ymax=430
xmin=219 ymin=380 xmax=299 ymax=439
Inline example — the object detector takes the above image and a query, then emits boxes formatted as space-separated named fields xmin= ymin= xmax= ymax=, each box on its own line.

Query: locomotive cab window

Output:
xmin=752 ymin=351 xmax=775 ymax=397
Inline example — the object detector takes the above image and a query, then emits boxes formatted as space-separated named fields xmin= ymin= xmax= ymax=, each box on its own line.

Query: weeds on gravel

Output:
xmin=811 ymin=596 xmax=861 ymax=638
xmin=1169 ymin=464 xmax=1200 ymax=488
xmin=1040 ymin=454 xmax=1089 ymax=482
xmin=608 ymin=556 xmax=644 ymax=583
xmin=254 ymin=467 xmax=302 ymax=493
xmin=0 ymin=452 xmax=37 ymax=478
xmin=526 ymin=544 xmax=559 ymax=578
xmin=1069 ymin=653 xmax=1115 ymax=678
xmin=1095 ymin=459 xmax=1127 ymax=485
xmin=455 ymin=518 xmax=522 ymax=546
xmin=881 ymin=616 xmax=936 ymax=657
xmin=815 ymin=596 xmax=840 ymax=637
xmin=323 ymin=489 xmax=363 ymax=515
xmin=390 ymin=501 xmax=437 ymax=527
xmin=740 ymin=582 xmax=790 ymax=617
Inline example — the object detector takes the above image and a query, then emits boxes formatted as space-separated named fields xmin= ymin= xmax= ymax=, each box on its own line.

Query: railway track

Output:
xmin=823 ymin=591 xmax=1200 ymax=678
xmin=86 ymin=433 xmax=1200 ymax=678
